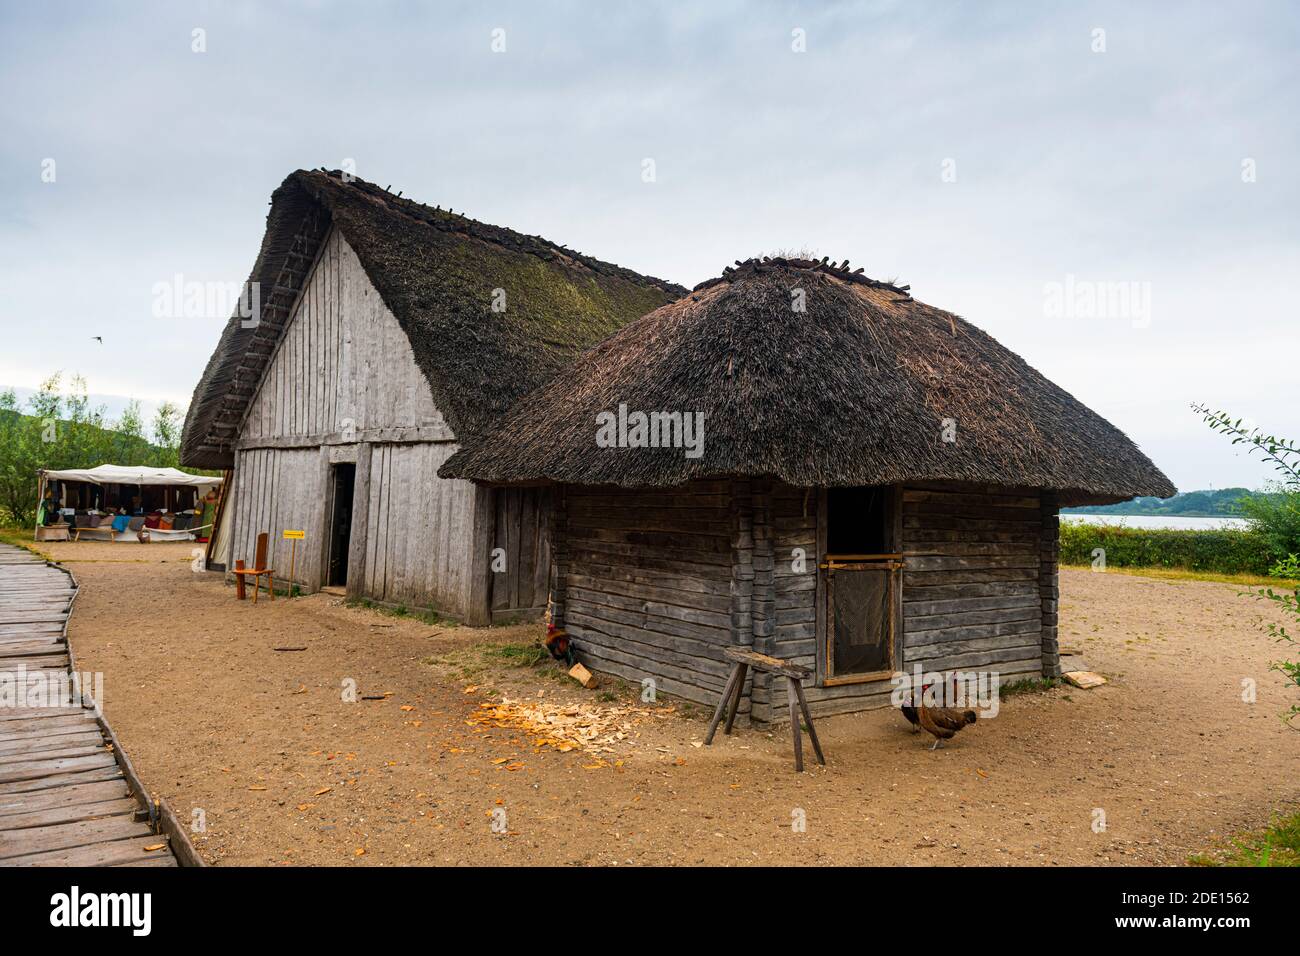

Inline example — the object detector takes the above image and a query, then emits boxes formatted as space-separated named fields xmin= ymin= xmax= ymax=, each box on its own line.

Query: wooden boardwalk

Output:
xmin=0 ymin=543 xmax=180 ymax=866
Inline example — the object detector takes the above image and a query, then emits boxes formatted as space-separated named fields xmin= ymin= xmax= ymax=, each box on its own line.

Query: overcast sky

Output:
xmin=2 ymin=1 xmax=1296 ymax=491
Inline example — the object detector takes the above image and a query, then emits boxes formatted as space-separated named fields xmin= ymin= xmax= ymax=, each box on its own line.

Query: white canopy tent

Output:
xmin=36 ymin=465 xmax=225 ymax=542
xmin=40 ymin=464 xmax=223 ymax=490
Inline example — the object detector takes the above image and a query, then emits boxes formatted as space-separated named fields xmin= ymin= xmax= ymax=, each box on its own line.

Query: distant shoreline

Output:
xmin=1062 ymin=487 xmax=1274 ymax=520
xmin=1061 ymin=509 xmax=1243 ymax=518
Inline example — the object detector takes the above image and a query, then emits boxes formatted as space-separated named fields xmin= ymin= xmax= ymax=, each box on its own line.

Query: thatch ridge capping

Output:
xmin=300 ymin=169 xmax=684 ymax=296
xmin=693 ymin=255 xmax=913 ymax=300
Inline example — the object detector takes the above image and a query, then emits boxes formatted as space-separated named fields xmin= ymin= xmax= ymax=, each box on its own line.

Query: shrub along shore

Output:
xmin=1060 ymin=522 xmax=1278 ymax=576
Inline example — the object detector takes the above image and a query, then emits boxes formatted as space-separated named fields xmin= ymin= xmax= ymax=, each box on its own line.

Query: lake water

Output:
xmin=1061 ymin=513 xmax=1250 ymax=531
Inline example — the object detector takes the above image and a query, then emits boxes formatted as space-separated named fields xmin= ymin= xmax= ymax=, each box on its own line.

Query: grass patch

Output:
xmin=0 ymin=527 xmax=49 ymax=558
xmin=484 ymin=641 xmax=549 ymax=667
xmin=424 ymin=640 xmax=562 ymax=685
xmin=1064 ymin=563 xmax=1300 ymax=589
xmin=998 ymin=676 xmax=1061 ymax=698
xmin=345 ymin=596 xmax=453 ymax=628
xmin=1191 ymin=810 xmax=1300 ymax=867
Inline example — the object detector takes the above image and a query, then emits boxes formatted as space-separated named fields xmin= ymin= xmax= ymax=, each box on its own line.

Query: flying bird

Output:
xmin=91 ymin=336 xmax=102 ymax=344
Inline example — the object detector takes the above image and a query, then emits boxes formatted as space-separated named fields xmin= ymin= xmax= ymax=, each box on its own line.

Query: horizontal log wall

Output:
xmin=556 ymin=481 xmax=1055 ymax=723
xmin=901 ymin=486 xmax=1044 ymax=683
xmin=750 ymin=482 xmax=818 ymax=722
xmin=754 ymin=483 xmax=1048 ymax=723
xmin=562 ymin=481 xmax=735 ymax=708
xmin=1040 ymin=493 xmax=1061 ymax=677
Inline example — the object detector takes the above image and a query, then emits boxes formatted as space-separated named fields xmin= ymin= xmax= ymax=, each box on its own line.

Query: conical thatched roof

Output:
xmin=440 ymin=257 xmax=1174 ymax=506
xmin=181 ymin=170 xmax=684 ymax=468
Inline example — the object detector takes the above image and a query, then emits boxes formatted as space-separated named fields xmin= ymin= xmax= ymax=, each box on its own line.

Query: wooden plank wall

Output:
xmin=489 ymin=488 xmax=552 ymax=623
xmin=240 ymin=229 xmax=448 ymax=441
xmin=750 ymin=482 xmax=1050 ymax=722
xmin=900 ymin=486 xmax=1044 ymax=683
xmin=555 ymin=480 xmax=1054 ymax=724
xmin=1039 ymin=493 xmax=1061 ymax=677
xmin=228 ymin=446 xmax=326 ymax=584
xmin=749 ymin=482 xmax=818 ymax=722
xmin=226 ymin=226 xmax=527 ymax=620
xmin=361 ymin=442 xmax=477 ymax=614
xmin=560 ymin=481 xmax=734 ymax=708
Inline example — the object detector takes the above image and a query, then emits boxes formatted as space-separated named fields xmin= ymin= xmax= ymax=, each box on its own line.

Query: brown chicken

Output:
xmin=915 ymin=683 xmax=977 ymax=750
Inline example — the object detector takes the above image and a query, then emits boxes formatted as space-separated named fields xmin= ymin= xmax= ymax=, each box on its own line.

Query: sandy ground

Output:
xmin=44 ymin=539 xmax=1300 ymax=866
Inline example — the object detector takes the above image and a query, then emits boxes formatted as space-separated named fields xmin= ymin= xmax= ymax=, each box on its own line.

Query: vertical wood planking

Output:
xmin=227 ymin=227 xmax=545 ymax=620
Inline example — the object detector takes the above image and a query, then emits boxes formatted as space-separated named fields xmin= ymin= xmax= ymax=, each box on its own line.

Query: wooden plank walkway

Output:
xmin=0 ymin=543 xmax=179 ymax=866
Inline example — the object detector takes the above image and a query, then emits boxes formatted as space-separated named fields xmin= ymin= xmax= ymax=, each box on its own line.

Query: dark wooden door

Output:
xmin=328 ymin=464 xmax=356 ymax=587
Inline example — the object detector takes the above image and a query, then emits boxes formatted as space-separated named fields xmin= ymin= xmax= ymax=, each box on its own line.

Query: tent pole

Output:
xmin=33 ymin=473 xmax=45 ymax=540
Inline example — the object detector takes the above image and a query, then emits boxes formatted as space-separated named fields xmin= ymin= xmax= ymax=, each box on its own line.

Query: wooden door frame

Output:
xmin=814 ymin=484 xmax=905 ymax=688
xmin=322 ymin=459 xmax=359 ymax=590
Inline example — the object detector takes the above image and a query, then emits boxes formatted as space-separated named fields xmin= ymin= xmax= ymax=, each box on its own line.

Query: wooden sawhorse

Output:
xmin=704 ymin=646 xmax=825 ymax=772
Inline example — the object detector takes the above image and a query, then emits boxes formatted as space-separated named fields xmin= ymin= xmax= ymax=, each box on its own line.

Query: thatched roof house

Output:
xmin=184 ymin=170 xmax=683 ymax=469
xmin=442 ymin=256 xmax=1173 ymax=720
xmin=182 ymin=170 xmax=682 ymax=622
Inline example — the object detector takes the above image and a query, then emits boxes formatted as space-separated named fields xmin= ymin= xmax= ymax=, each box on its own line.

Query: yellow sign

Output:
xmin=282 ymin=530 xmax=305 ymax=540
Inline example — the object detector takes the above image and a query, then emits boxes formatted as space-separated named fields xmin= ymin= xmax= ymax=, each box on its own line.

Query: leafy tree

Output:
xmin=0 ymin=373 xmax=190 ymax=525
xmin=112 ymin=400 xmax=147 ymax=465
xmin=152 ymin=401 xmax=182 ymax=469
xmin=1195 ymin=404 xmax=1300 ymax=726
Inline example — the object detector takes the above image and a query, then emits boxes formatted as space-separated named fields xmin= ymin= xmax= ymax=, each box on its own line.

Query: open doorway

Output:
xmin=821 ymin=486 xmax=901 ymax=684
xmin=327 ymin=463 xmax=356 ymax=588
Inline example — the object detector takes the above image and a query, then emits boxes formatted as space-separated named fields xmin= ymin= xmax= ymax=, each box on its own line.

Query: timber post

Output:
xmin=1040 ymin=492 xmax=1061 ymax=678
xmin=345 ymin=442 xmax=372 ymax=601
xmin=548 ymin=486 xmax=568 ymax=629
xmin=728 ymin=478 xmax=755 ymax=724
xmin=466 ymin=483 xmax=497 ymax=627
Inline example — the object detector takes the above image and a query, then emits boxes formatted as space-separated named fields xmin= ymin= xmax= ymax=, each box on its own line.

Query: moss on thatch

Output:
xmin=181 ymin=170 xmax=684 ymax=468
xmin=440 ymin=257 xmax=1174 ymax=506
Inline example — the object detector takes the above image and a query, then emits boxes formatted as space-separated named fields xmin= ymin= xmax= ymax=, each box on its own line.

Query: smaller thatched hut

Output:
xmin=441 ymin=257 xmax=1173 ymax=722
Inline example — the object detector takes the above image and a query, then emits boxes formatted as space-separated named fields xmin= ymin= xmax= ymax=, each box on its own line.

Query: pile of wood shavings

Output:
xmin=466 ymin=697 xmax=676 ymax=754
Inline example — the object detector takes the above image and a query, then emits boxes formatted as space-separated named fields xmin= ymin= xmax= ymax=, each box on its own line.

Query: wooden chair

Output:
xmin=704 ymin=646 xmax=825 ymax=772
xmin=232 ymin=532 xmax=274 ymax=603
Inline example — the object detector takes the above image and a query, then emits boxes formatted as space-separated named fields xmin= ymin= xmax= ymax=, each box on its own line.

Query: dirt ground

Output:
xmin=46 ymin=539 xmax=1300 ymax=866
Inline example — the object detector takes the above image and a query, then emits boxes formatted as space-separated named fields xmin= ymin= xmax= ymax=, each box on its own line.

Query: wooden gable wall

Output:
xmin=224 ymin=227 xmax=494 ymax=618
xmin=239 ymin=228 xmax=449 ymax=444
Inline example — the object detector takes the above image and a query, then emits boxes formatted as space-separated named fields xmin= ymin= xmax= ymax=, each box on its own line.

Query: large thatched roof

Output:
xmin=181 ymin=170 xmax=685 ymax=468
xmin=440 ymin=257 xmax=1174 ymax=506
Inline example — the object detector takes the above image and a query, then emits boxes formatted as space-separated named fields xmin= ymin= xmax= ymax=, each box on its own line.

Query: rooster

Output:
xmin=544 ymin=625 xmax=575 ymax=666
xmin=914 ymin=681 xmax=977 ymax=750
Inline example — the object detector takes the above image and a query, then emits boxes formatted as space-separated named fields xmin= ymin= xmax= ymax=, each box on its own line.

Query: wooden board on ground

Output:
xmin=1063 ymin=670 xmax=1108 ymax=689
xmin=0 ymin=543 xmax=187 ymax=867
xmin=568 ymin=662 xmax=595 ymax=687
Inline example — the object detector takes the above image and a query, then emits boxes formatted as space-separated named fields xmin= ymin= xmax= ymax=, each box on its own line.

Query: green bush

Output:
xmin=1271 ymin=554 xmax=1300 ymax=578
xmin=1059 ymin=522 xmax=1275 ymax=575
xmin=1239 ymin=487 xmax=1300 ymax=566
